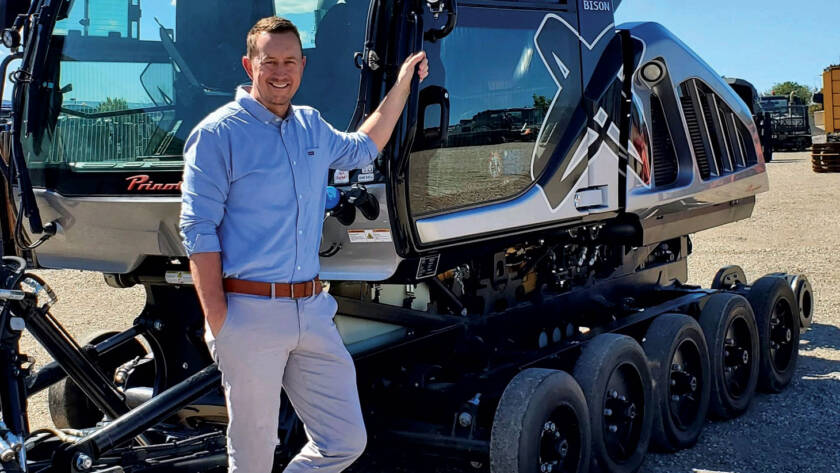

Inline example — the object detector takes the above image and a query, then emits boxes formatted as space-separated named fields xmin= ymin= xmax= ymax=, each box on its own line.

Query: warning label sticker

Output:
xmin=333 ymin=170 xmax=349 ymax=184
xmin=348 ymin=229 xmax=392 ymax=243
xmin=165 ymin=271 xmax=194 ymax=285
xmin=416 ymin=254 xmax=440 ymax=279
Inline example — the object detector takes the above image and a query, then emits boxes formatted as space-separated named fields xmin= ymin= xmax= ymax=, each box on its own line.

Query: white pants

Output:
xmin=205 ymin=291 xmax=367 ymax=473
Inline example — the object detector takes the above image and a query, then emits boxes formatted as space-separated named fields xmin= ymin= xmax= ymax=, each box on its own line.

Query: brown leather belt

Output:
xmin=223 ymin=277 xmax=322 ymax=299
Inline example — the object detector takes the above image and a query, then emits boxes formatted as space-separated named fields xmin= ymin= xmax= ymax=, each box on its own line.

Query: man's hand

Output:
xmin=190 ymin=252 xmax=228 ymax=338
xmin=206 ymin=309 xmax=228 ymax=337
xmin=359 ymin=51 xmax=431 ymax=150
xmin=396 ymin=51 xmax=429 ymax=91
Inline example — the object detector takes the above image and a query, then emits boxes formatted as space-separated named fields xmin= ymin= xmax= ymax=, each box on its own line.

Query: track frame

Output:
xmin=0 ymin=237 xmax=781 ymax=472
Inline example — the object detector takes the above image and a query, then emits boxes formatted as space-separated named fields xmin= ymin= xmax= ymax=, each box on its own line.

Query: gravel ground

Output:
xmin=17 ymin=151 xmax=840 ymax=472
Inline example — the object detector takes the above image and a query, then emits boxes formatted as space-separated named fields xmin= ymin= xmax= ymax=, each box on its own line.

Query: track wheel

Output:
xmin=49 ymin=330 xmax=147 ymax=429
xmin=642 ymin=314 xmax=711 ymax=452
xmin=698 ymin=294 xmax=759 ymax=419
xmin=710 ymin=265 xmax=747 ymax=290
xmin=747 ymin=276 xmax=800 ymax=393
xmin=490 ymin=368 xmax=590 ymax=473
xmin=573 ymin=334 xmax=652 ymax=473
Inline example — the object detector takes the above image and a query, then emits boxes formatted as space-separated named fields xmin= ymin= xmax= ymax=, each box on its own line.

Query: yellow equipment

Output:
xmin=822 ymin=66 xmax=840 ymax=134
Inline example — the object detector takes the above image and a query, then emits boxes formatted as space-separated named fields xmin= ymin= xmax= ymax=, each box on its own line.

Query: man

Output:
xmin=179 ymin=16 xmax=428 ymax=473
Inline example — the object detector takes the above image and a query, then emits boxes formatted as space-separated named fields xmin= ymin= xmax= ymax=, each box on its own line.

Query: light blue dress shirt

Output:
xmin=179 ymin=86 xmax=379 ymax=283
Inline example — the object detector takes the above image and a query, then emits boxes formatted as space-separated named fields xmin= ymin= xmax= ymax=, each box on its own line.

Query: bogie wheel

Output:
xmin=747 ymin=276 xmax=800 ymax=393
xmin=698 ymin=294 xmax=759 ymax=419
xmin=710 ymin=265 xmax=747 ymax=290
xmin=642 ymin=314 xmax=711 ymax=452
xmin=573 ymin=334 xmax=652 ymax=473
xmin=49 ymin=330 xmax=148 ymax=429
xmin=791 ymin=274 xmax=814 ymax=329
xmin=490 ymin=368 xmax=591 ymax=473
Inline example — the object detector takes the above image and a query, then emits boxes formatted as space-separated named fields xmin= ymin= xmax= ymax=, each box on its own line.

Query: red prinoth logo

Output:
xmin=126 ymin=175 xmax=182 ymax=192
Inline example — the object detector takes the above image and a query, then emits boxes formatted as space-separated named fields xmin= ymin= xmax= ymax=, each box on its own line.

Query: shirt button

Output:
xmin=298 ymin=194 xmax=303 ymax=199
xmin=293 ymin=161 xmax=297 ymax=165
xmin=298 ymin=230 xmax=303 ymax=235
xmin=297 ymin=266 xmax=301 ymax=270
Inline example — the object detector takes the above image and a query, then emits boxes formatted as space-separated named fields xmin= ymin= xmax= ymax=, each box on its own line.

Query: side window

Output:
xmin=1 ymin=56 xmax=19 ymax=118
xmin=408 ymin=6 xmax=578 ymax=216
xmin=275 ymin=0 xmax=368 ymax=129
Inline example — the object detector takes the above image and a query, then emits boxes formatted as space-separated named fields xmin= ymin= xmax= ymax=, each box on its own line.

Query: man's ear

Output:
xmin=242 ymin=55 xmax=254 ymax=80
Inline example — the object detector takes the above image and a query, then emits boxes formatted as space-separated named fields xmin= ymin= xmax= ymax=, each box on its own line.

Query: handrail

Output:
xmin=396 ymin=9 xmax=424 ymax=178
xmin=59 ymin=104 xmax=175 ymax=119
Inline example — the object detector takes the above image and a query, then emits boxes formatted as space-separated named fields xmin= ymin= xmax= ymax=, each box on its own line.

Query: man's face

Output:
xmin=242 ymin=31 xmax=306 ymax=116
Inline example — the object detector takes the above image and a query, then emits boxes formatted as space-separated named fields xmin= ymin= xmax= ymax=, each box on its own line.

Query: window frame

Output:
xmin=404 ymin=3 xmax=582 ymax=221
xmin=459 ymin=0 xmax=572 ymax=12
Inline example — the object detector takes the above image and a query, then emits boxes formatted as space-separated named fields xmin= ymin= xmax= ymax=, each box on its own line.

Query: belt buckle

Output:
xmin=290 ymin=283 xmax=295 ymax=299
xmin=271 ymin=283 xmax=276 ymax=299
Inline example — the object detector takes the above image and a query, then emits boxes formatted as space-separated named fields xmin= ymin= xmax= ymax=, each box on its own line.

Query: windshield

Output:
xmin=760 ymin=97 xmax=805 ymax=117
xmin=21 ymin=0 xmax=368 ymax=175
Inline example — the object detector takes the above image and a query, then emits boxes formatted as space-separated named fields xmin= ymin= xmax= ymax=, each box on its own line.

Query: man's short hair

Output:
xmin=246 ymin=17 xmax=302 ymax=58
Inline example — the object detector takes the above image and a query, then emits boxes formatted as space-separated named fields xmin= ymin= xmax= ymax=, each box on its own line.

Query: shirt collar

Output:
xmin=235 ymin=85 xmax=295 ymax=126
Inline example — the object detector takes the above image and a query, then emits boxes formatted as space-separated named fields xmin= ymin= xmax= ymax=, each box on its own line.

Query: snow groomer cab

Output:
xmin=0 ymin=0 xmax=811 ymax=472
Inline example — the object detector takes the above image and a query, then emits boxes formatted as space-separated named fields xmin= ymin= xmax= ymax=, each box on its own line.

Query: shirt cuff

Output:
xmin=182 ymin=232 xmax=222 ymax=256
xmin=358 ymin=130 xmax=380 ymax=161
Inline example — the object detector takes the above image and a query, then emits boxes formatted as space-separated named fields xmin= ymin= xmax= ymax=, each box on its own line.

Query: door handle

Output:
xmin=424 ymin=0 xmax=457 ymax=42
xmin=416 ymin=85 xmax=450 ymax=150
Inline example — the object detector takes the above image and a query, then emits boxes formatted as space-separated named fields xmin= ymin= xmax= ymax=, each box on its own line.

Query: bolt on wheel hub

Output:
xmin=557 ymin=439 xmax=569 ymax=457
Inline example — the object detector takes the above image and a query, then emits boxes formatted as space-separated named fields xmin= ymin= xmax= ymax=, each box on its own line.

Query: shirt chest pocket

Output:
xmin=303 ymin=147 xmax=329 ymax=192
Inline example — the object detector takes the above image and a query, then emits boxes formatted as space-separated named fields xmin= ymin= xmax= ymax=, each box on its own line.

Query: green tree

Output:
xmin=95 ymin=97 xmax=128 ymax=113
xmin=765 ymin=81 xmax=815 ymax=105
xmin=533 ymin=94 xmax=550 ymax=114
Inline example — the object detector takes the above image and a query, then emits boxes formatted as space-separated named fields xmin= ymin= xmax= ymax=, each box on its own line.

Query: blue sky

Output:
xmin=2 ymin=0 xmax=838 ymax=100
xmin=614 ymin=0 xmax=840 ymax=94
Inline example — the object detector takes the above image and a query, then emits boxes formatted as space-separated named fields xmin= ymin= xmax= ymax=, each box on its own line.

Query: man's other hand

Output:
xmin=207 ymin=309 xmax=228 ymax=337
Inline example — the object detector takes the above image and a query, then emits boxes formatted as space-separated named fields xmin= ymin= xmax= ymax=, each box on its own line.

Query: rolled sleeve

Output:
xmin=320 ymin=113 xmax=380 ymax=170
xmin=182 ymin=232 xmax=222 ymax=256
xmin=179 ymin=126 xmax=230 ymax=257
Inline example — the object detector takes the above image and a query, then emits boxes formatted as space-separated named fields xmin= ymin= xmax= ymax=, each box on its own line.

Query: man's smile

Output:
xmin=269 ymin=80 xmax=290 ymax=89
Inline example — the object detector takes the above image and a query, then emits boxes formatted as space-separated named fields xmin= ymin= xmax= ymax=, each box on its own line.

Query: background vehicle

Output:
xmin=0 ymin=1 xmax=812 ymax=473
xmin=760 ymin=94 xmax=812 ymax=151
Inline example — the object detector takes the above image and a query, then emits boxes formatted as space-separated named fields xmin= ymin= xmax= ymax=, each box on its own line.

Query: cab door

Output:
xmin=394 ymin=0 xmax=620 ymax=250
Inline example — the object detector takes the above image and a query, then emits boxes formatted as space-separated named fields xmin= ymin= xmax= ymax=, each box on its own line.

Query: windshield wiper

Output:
xmin=154 ymin=18 xmax=230 ymax=98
